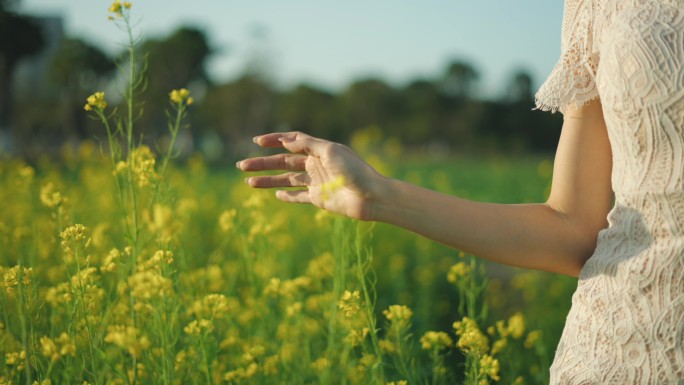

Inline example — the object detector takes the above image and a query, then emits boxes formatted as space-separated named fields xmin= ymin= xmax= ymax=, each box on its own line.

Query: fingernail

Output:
xmin=252 ymin=136 xmax=259 ymax=144
xmin=244 ymin=177 xmax=251 ymax=185
xmin=235 ymin=161 xmax=242 ymax=169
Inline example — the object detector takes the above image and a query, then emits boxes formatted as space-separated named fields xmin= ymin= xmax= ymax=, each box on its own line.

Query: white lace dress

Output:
xmin=535 ymin=0 xmax=684 ymax=383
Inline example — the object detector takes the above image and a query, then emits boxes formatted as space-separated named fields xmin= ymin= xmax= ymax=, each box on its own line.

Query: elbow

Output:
xmin=565 ymin=226 xmax=604 ymax=278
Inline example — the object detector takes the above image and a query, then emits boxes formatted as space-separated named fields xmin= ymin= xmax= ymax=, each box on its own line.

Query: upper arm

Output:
xmin=545 ymin=98 xmax=614 ymax=258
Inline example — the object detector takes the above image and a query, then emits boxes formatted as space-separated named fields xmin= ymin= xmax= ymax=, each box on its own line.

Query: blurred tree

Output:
xmin=197 ymin=74 xmax=274 ymax=158
xmin=275 ymin=83 xmax=343 ymax=142
xmin=341 ymin=77 xmax=401 ymax=137
xmin=49 ymin=37 xmax=115 ymax=140
xmin=139 ymin=26 xmax=212 ymax=137
xmin=441 ymin=60 xmax=479 ymax=100
xmin=399 ymin=79 xmax=443 ymax=144
xmin=506 ymin=70 xmax=534 ymax=104
xmin=0 ymin=3 xmax=44 ymax=150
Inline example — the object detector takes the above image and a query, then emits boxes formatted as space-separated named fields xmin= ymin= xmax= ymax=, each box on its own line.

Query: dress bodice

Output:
xmin=535 ymin=1 xmax=684 ymax=383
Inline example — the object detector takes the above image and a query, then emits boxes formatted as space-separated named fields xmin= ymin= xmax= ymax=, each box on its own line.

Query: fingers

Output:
xmin=275 ymin=190 xmax=311 ymax=204
xmin=253 ymin=132 xmax=301 ymax=148
xmin=238 ymin=153 xmax=307 ymax=172
xmin=247 ymin=172 xmax=311 ymax=188
xmin=254 ymin=131 xmax=333 ymax=157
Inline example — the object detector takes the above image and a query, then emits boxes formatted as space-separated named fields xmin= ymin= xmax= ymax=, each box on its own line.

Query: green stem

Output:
xmin=160 ymin=103 xmax=184 ymax=177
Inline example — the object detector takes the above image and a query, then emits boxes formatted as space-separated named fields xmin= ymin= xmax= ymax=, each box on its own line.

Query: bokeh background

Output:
xmin=2 ymin=0 xmax=564 ymax=160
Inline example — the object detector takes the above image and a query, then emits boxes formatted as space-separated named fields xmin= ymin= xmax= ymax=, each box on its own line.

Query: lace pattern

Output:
xmin=534 ymin=0 xmax=600 ymax=113
xmin=536 ymin=0 xmax=684 ymax=384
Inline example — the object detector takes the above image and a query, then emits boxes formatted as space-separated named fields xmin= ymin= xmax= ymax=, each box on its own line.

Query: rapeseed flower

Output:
xmin=5 ymin=351 xmax=26 ymax=370
xmin=447 ymin=262 xmax=470 ymax=284
xmin=218 ymin=209 xmax=237 ymax=233
xmin=40 ymin=182 xmax=63 ymax=208
xmin=320 ymin=175 xmax=345 ymax=202
xmin=383 ymin=304 xmax=413 ymax=324
xmin=420 ymin=331 xmax=454 ymax=351
xmin=338 ymin=290 xmax=361 ymax=317
xmin=40 ymin=333 xmax=76 ymax=362
xmin=507 ymin=312 xmax=526 ymax=339
xmin=491 ymin=337 xmax=508 ymax=355
xmin=169 ymin=88 xmax=192 ymax=105
xmin=479 ymin=354 xmax=501 ymax=381
xmin=524 ymin=330 xmax=542 ymax=349
xmin=101 ymin=248 xmax=121 ymax=273
xmin=2 ymin=265 xmax=32 ymax=294
xmin=128 ymin=270 xmax=172 ymax=301
xmin=453 ymin=317 xmax=489 ymax=355
xmin=184 ymin=319 xmax=214 ymax=336
xmin=115 ymin=146 xmax=159 ymax=187
xmin=104 ymin=325 xmax=150 ymax=358
xmin=189 ymin=294 xmax=235 ymax=319
xmin=83 ymin=91 xmax=107 ymax=111
xmin=108 ymin=1 xmax=131 ymax=18
xmin=345 ymin=327 xmax=369 ymax=347
xmin=310 ymin=357 xmax=331 ymax=371
xmin=379 ymin=339 xmax=397 ymax=354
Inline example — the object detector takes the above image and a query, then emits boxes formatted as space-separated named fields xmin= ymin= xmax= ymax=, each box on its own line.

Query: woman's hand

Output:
xmin=236 ymin=132 xmax=388 ymax=221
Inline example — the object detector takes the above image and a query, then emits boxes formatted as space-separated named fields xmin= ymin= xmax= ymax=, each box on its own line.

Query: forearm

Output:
xmin=371 ymin=178 xmax=601 ymax=277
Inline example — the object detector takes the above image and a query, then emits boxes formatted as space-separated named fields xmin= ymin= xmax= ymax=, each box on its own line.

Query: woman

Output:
xmin=238 ymin=0 xmax=684 ymax=383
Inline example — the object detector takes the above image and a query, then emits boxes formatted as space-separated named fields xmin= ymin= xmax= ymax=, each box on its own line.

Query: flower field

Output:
xmin=0 ymin=142 xmax=577 ymax=385
xmin=0 ymin=2 xmax=578 ymax=384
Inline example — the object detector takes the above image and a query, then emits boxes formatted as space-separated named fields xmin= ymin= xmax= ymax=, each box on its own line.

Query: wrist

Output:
xmin=363 ymin=174 xmax=399 ymax=222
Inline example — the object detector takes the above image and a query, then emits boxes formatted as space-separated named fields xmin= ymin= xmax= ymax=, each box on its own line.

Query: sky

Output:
xmin=20 ymin=0 xmax=565 ymax=97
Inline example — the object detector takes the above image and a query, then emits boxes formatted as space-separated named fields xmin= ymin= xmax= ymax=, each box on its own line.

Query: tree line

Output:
xmin=1 ymin=3 xmax=562 ymax=161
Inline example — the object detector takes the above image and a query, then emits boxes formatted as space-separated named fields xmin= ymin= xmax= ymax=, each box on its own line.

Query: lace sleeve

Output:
xmin=535 ymin=0 xmax=600 ymax=113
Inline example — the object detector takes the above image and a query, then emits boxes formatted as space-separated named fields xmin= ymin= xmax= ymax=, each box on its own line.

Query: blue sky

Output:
xmin=21 ymin=0 xmax=564 ymax=97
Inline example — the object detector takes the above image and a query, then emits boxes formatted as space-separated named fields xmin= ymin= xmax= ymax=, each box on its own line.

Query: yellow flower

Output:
xmin=141 ymin=249 xmax=174 ymax=271
xmin=491 ymin=337 xmax=507 ymax=355
xmin=184 ymin=319 xmax=214 ymax=336
xmin=507 ymin=312 xmax=526 ymax=339
xmin=320 ymin=175 xmax=345 ymax=202
xmin=338 ymin=290 xmax=361 ymax=317
xmin=3 ymin=265 xmax=32 ymax=294
xmin=169 ymin=88 xmax=191 ymax=104
xmin=453 ymin=317 xmax=489 ymax=355
xmin=383 ymin=304 xmax=413 ymax=322
xmin=123 ymin=2 xmax=132 ymax=9
xmin=5 ymin=351 xmax=26 ymax=370
xmin=379 ymin=339 xmax=397 ymax=354
xmin=479 ymin=354 xmax=501 ymax=381
xmin=310 ymin=357 xmax=330 ymax=371
xmin=40 ymin=333 xmax=76 ymax=362
xmin=524 ymin=330 xmax=542 ymax=349
xmin=128 ymin=270 xmax=172 ymax=301
xmin=40 ymin=336 xmax=59 ymax=361
xmin=84 ymin=91 xmax=107 ymax=111
xmin=447 ymin=262 xmax=470 ymax=284
xmin=188 ymin=293 xmax=236 ymax=320
xmin=101 ymin=248 xmax=121 ymax=273
xmin=345 ymin=327 xmax=369 ymax=347
xmin=109 ymin=1 xmax=122 ymax=14
xmin=40 ymin=182 xmax=63 ymax=208
xmin=420 ymin=331 xmax=454 ymax=351
xmin=218 ymin=209 xmax=237 ymax=233
xmin=104 ymin=325 xmax=150 ymax=358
